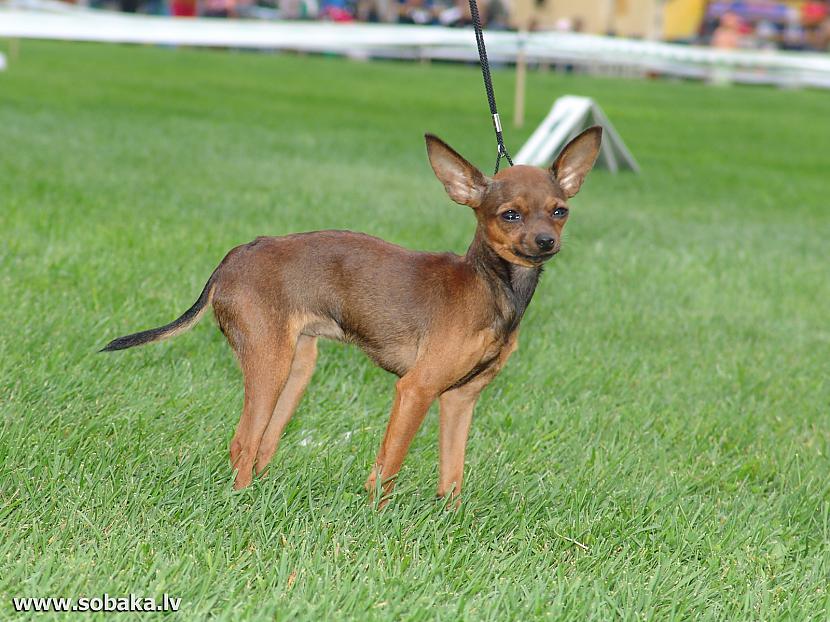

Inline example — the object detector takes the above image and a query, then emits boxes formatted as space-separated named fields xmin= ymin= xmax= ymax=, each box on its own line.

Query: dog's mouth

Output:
xmin=512 ymin=248 xmax=558 ymax=264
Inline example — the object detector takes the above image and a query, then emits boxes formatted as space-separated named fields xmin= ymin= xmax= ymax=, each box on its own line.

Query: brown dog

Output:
xmin=103 ymin=127 xmax=602 ymax=504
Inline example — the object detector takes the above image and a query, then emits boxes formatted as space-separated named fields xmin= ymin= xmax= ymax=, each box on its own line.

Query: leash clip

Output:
xmin=492 ymin=113 xmax=502 ymax=133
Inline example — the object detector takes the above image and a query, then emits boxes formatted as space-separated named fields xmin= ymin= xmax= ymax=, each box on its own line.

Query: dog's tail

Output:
xmin=100 ymin=273 xmax=217 ymax=352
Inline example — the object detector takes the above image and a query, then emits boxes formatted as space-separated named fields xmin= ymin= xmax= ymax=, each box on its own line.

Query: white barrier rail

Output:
xmin=2 ymin=3 xmax=830 ymax=88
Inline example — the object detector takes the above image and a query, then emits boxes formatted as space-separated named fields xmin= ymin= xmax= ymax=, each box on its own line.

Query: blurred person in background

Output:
xmin=781 ymin=5 xmax=806 ymax=50
xmin=398 ymin=0 xmax=439 ymax=25
xmin=203 ymin=0 xmax=233 ymax=17
xmin=436 ymin=0 xmax=508 ymax=29
xmin=320 ymin=0 xmax=355 ymax=21
xmin=356 ymin=0 xmax=396 ymax=22
xmin=171 ymin=0 xmax=197 ymax=15
xmin=711 ymin=11 xmax=745 ymax=49
xmin=803 ymin=1 xmax=830 ymax=50
xmin=144 ymin=0 xmax=168 ymax=15
xmin=753 ymin=19 xmax=778 ymax=50
xmin=279 ymin=0 xmax=320 ymax=19
xmin=485 ymin=0 xmax=508 ymax=29
xmin=323 ymin=0 xmax=355 ymax=20
xmin=437 ymin=0 xmax=470 ymax=26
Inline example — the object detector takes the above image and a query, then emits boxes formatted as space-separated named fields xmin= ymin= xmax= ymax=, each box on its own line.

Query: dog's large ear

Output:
xmin=425 ymin=134 xmax=489 ymax=208
xmin=551 ymin=126 xmax=603 ymax=198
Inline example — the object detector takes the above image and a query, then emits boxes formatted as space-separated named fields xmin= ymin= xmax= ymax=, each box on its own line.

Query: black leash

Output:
xmin=467 ymin=0 xmax=513 ymax=174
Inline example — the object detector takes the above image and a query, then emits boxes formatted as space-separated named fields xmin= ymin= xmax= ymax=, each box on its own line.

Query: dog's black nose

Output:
xmin=535 ymin=234 xmax=556 ymax=252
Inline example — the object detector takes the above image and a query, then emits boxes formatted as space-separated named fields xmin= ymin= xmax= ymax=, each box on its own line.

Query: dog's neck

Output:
xmin=466 ymin=229 xmax=542 ymax=334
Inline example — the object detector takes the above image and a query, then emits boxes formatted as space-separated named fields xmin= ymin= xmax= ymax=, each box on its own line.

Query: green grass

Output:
xmin=2 ymin=39 xmax=830 ymax=620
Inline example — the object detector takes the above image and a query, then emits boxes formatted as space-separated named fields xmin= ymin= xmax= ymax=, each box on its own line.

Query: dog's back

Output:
xmin=212 ymin=231 xmax=490 ymax=376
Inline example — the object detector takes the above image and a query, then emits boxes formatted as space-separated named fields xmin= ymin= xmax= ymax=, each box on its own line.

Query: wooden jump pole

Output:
xmin=513 ymin=30 xmax=528 ymax=129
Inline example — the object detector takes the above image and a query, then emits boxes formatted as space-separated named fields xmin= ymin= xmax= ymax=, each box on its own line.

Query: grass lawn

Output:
xmin=1 ymin=39 xmax=829 ymax=620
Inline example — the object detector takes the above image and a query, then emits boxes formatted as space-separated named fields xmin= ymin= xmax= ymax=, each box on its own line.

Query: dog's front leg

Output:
xmin=437 ymin=384 xmax=481 ymax=503
xmin=365 ymin=373 xmax=437 ymax=507
xmin=438 ymin=333 xmax=518 ymax=504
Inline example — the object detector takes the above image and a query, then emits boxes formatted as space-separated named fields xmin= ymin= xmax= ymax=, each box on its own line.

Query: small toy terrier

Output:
xmin=103 ymin=127 xmax=602 ymax=504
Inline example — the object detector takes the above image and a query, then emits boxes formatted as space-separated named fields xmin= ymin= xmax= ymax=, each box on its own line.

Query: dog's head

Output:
xmin=425 ymin=127 xmax=602 ymax=267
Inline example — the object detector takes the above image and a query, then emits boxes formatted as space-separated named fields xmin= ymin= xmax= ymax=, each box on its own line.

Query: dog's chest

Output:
xmin=448 ymin=329 xmax=516 ymax=390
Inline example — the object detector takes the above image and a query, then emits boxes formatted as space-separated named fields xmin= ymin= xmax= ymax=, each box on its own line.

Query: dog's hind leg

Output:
xmin=254 ymin=335 xmax=318 ymax=476
xmin=229 ymin=326 xmax=298 ymax=490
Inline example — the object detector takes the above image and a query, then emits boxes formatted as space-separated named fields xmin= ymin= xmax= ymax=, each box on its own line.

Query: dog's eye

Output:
xmin=552 ymin=207 xmax=568 ymax=218
xmin=501 ymin=210 xmax=522 ymax=222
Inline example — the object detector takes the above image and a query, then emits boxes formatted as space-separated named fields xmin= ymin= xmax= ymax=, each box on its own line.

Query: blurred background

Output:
xmin=14 ymin=0 xmax=830 ymax=51
xmin=3 ymin=0 xmax=830 ymax=91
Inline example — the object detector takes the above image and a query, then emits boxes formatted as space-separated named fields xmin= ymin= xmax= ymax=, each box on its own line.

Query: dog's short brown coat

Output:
xmin=103 ymin=128 xmax=602 ymax=505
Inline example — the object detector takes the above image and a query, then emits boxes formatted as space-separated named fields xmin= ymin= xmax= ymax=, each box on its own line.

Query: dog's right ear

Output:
xmin=425 ymin=134 xmax=490 ymax=208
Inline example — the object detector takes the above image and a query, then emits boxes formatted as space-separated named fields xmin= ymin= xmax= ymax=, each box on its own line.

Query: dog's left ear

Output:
xmin=425 ymin=134 xmax=490 ymax=208
xmin=551 ymin=126 xmax=603 ymax=198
